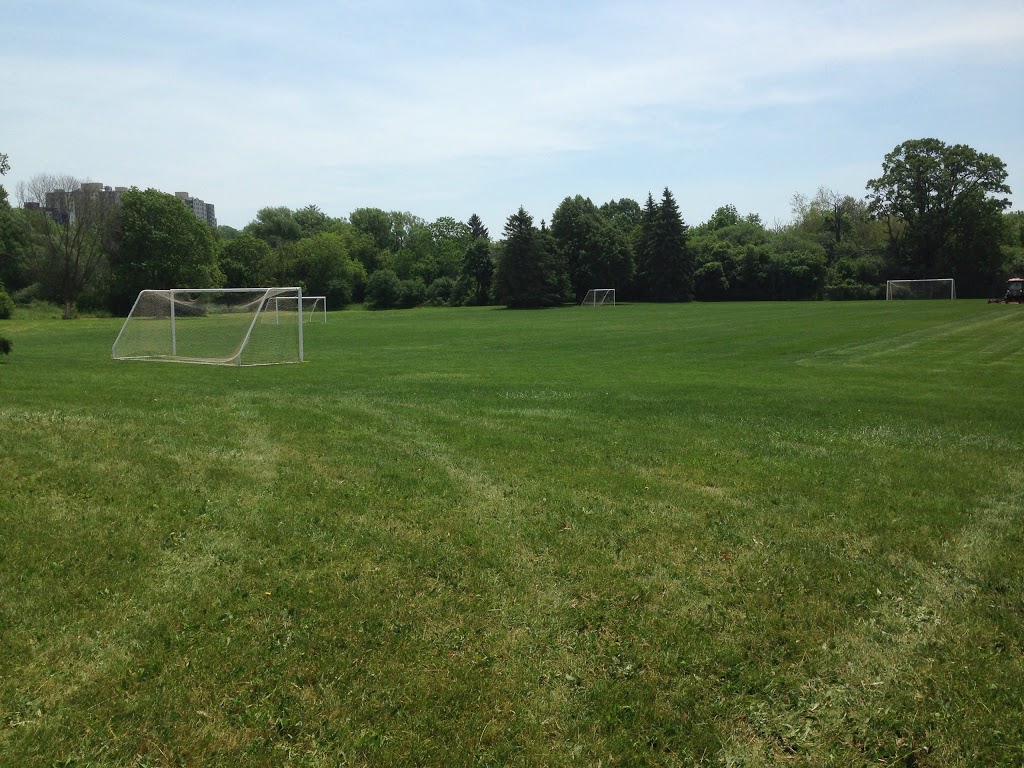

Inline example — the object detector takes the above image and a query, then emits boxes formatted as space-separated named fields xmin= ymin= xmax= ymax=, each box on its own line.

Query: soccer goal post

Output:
xmin=112 ymin=287 xmax=305 ymax=365
xmin=581 ymin=288 xmax=616 ymax=306
xmin=886 ymin=279 xmax=956 ymax=300
xmin=263 ymin=295 xmax=327 ymax=324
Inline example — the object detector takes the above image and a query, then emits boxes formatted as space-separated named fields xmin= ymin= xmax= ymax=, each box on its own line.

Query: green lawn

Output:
xmin=1 ymin=301 xmax=1022 ymax=766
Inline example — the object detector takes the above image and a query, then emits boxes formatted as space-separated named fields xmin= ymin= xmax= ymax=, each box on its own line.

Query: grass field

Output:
xmin=1 ymin=301 xmax=1022 ymax=766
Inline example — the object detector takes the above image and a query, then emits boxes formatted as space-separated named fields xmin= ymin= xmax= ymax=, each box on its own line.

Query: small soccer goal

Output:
xmin=886 ymin=279 xmax=956 ymax=300
xmin=262 ymin=295 xmax=327 ymax=324
xmin=112 ymin=287 xmax=305 ymax=365
xmin=581 ymin=288 xmax=616 ymax=306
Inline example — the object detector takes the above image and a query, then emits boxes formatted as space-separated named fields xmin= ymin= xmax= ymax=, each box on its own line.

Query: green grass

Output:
xmin=1 ymin=301 xmax=1022 ymax=766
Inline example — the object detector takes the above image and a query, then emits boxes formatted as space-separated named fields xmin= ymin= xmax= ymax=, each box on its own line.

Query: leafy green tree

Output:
xmin=112 ymin=188 xmax=222 ymax=312
xmin=216 ymin=224 xmax=240 ymax=241
xmin=289 ymin=232 xmax=365 ymax=308
xmin=867 ymin=138 xmax=1011 ymax=296
xmin=349 ymin=207 xmax=393 ymax=252
xmin=766 ymin=232 xmax=828 ymax=300
xmin=636 ymin=188 xmax=693 ymax=301
xmin=402 ymin=217 xmax=472 ymax=286
xmin=0 ymin=281 xmax=14 ymax=319
xmin=0 ymin=155 xmax=15 ymax=356
xmin=426 ymin=276 xmax=457 ymax=306
xmin=19 ymin=174 xmax=118 ymax=319
xmin=599 ymin=198 xmax=643 ymax=230
xmin=494 ymin=207 xmax=569 ymax=308
xmin=219 ymin=233 xmax=272 ymax=288
xmin=294 ymin=204 xmax=336 ymax=238
xmin=550 ymin=195 xmax=633 ymax=301
xmin=365 ymin=268 xmax=401 ymax=309
xmin=244 ymin=206 xmax=302 ymax=248
xmin=1000 ymin=212 xmax=1024 ymax=281
xmin=0 ymin=192 xmax=30 ymax=292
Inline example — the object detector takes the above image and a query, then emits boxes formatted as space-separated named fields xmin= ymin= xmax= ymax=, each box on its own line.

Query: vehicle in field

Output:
xmin=989 ymin=277 xmax=1024 ymax=304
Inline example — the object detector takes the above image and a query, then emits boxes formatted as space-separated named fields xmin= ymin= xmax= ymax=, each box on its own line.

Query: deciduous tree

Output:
xmin=18 ymin=174 xmax=118 ymax=319
xmin=112 ymin=188 xmax=222 ymax=312
xmin=550 ymin=195 xmax=633 ymax=301
xmin=867 ymin=138 xmax=1011 ymax=296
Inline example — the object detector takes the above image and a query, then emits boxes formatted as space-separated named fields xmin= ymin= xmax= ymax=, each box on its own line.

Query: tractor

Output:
xmin=989 ymin=277 xmax=1024 ymax=304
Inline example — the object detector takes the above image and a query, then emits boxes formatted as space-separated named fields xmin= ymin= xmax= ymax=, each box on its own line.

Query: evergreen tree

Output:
xmin=461 ymin=238 xmax=493 ymax=305
xmin=636 ymin=188 xmax=692 ymax=301
xmin=654 ymin=187 xmax=693 ymax=301
xmin=467 ymin=213 xmax=489 ymax=241
xmin=494 ymin=207 xmax=569 ymax=308
xmin=634 ymin=193 xmax=659 ymax=299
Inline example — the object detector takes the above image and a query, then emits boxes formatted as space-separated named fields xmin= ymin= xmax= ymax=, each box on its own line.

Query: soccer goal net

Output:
xmin=886 ymin=279 xmax=956 ymax=300
xmin=581 ymin=288 xmax=616 ymax=306
xmin=262 ymin=295 xmax=327 ymax=324
xmin=112 ymin=287 xmax=304 ymax=365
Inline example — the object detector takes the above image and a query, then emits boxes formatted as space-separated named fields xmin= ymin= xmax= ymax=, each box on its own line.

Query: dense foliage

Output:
xmin=0 ymin=138 xmax=1019 ymax=316
xmin=867 ymin=138 xmax=1011 ymax=297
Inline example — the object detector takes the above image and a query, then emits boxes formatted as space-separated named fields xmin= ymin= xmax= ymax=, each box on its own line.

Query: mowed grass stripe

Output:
xmin=0 ymin=301 xmax=1021 ymax=766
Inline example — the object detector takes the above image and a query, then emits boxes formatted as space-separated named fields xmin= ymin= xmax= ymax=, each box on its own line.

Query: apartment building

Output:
xmin=26 ymin=183 xmax=216 ymax=228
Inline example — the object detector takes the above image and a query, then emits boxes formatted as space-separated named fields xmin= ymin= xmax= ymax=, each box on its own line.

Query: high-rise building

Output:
xmin=175 ymin=191 xmax=217 ymax=228
xmin=26 ymin=183 xmax=216 ymax=228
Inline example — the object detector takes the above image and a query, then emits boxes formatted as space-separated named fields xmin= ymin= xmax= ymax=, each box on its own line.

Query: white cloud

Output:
xmin=4 ymin=0 xmax=1022 ymax=226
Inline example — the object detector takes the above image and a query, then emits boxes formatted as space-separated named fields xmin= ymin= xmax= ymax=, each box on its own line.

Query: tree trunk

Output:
xmin=64 ymin=300 xmax=74 ymax=320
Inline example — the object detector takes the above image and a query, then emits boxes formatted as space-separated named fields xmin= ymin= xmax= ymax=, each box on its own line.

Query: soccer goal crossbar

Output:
xmin=112 ymin=287 xmax=305 ymax=365
xmin=886 ymin=279 xmax=956 ymax=300
xmin=581 ymin=288 xmax=616 ymax=306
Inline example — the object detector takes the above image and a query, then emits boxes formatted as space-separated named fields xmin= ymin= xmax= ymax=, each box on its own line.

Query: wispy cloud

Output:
xmin=3 ymin=0 xmax=1022 ymax=226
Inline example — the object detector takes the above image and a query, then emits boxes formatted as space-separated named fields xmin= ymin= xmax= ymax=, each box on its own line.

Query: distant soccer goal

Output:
xmin=581 ymin=288 xmax=616 ymax=306
xmin=263 ymin=295 xmax=327 ymax=324
xmin=886 ymin=279 xmax=956 ymax=300
xmin=112 ymin=287 xmax=304 ymax=365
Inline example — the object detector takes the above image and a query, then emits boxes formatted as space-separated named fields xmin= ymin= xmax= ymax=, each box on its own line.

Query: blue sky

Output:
xmin=3 ymin=0 xmax=1022 ymax=233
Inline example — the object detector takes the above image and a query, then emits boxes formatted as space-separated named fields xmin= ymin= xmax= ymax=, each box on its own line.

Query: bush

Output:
xmin=397 ymin=277 xmax=426 ymax=309
xmin=11 ymin=283 xmax=41 ymax=306
xmin=425 ymin=277 xmax=456 ymax=306
xmin=0 ymin=286 xmax=14 ymax=319
xmin=826 ymin=281 xmax=882 ymax=301
xmin=365 ymin=269 xmax=401 ymax=310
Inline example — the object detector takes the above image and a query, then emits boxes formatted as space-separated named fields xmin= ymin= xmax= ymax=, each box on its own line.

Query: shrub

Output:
xmin=397 ymin=278 xmax=426 ymax=309
xmin=425 ymin=277 xmax=456 ymax=306
xmin=11 ymin=283 xmax=41 ymax=306
xmin=0 ymin=286 xmax=14 ymax=319
xmin=365 ymin=269 xmax=401 ymax=310
xmin=826 ymin=281 xmax=882 ymax=301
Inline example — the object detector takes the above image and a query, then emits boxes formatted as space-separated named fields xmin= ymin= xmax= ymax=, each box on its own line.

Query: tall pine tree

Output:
xmin=467 ymin=213 xmax=489 ymax=241
xmin=636 ymin=188 xmax=693 ymax=301
xmin=494 ymin=207 xmax=569 ymax=308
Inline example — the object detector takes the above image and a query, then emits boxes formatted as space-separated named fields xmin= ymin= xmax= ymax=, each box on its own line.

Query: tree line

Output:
xmin=1 ymin=138 xmax=1021 ymax=321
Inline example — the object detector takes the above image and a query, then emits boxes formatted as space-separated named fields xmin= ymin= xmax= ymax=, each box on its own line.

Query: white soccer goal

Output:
xmin=112 ymin=287 xmax=305 ymax=365
xmin=886 ymin=279 xmax=956 ymax=300
xmin=263 ymin=295 xmax=327 ymax=324
xmin=581 ymin=288 xmax=616 ymax=306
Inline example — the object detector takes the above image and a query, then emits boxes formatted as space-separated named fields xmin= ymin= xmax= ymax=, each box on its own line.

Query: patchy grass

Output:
xmin=1 ymin=301 xmax=1022 ymax=766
